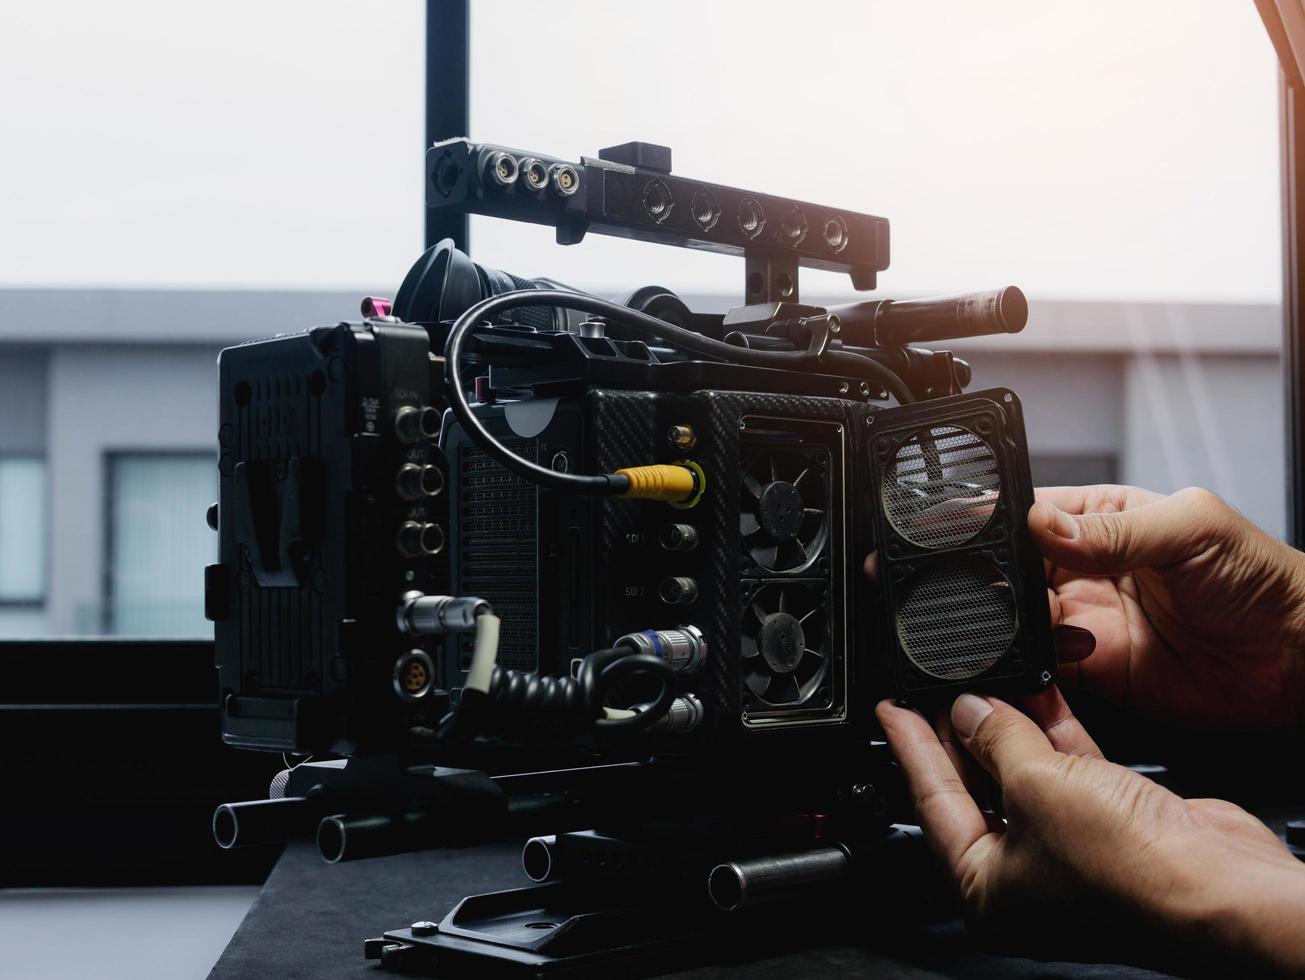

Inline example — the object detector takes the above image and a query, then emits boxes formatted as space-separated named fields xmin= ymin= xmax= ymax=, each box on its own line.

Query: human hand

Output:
xmin=1030 ymin=485 xmax=1305 ymax=733
xmin=877 ymin=690 xmax=1305 ymax=975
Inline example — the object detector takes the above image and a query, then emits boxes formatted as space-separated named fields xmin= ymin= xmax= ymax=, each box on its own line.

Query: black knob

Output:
xmin=394 ymin=406 xmax=440 ymax=444
xmin=660 ymin=576 xmax=699 ymax=605
xmin=206 ymin=502 xmax=219 ymax=531
xmin=395 ymin=463 xmax=444 ymax=501
xmin=660 ymin=523 xmax=699 ymax=552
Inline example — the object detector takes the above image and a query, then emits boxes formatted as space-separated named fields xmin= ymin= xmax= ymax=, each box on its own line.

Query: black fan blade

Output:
xmin=777 ymin=539 xmax=806 ymax=569
xmin=751 ymin=542 xmax=778 ymax=568
xmin=769 ymin=454 xmax=779 ymax=483
xmin=798 ymin=508 xmax=824 ymax=545
xmin=765 ymin=673 xmax=801 ymax=705
xmin=792 ymin=466 xmax=811 ymax=489
xmin=740 ymin=629 xmax=759 ymax=659
xmin=740 ymin=510 xmax=761 ymax=536
xmin=745 ymin=669 xmax=769 ymax=699
xmin=793 ymin=648 xmax=825 ymax=686
xmin=776 ymin=587 xmax=788 ymax=613
xmin=742 ymin=471 xmax=764 ymax=499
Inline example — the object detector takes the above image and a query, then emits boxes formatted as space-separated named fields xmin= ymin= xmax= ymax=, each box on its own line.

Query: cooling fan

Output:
xmin=739 ymin=449 xmax=829 ymax=572
xmin=739 ymin=581 xmax=829 ymax=707
xmin=867 ymin=389 xmax=1057 ymax=700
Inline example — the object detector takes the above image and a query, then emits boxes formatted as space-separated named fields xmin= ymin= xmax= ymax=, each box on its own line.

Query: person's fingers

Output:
xmin=864 ymin=552 xmax=879 ymax=583
xmin=931 ymin=704 xmax=992 ymax=804
xmin=1052 ymin=624 xmax=1095 ymax=663
xmin=1017 ymin=686 xmax=1103 ymax=758
xmin=1034 ymin=484 xmax=1165 ymax=515
xmin=1028 ymin=487 xmax=1228 ymax=575
xmin=1046 ymin=586 xmax=1062 ymax=625
xmin=876 ymin=699 xmax=991 ymax=872
xmin=950 ymin=694 xmax=1056 ymax=785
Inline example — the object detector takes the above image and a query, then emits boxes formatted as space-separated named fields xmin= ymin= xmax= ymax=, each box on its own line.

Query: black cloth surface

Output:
xmin=210 ymin=840 xmax=1175 ymax=979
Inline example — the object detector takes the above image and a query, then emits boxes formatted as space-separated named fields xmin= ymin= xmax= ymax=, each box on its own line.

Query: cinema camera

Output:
xmin=208 ymin=139 xmax=1055 ymax=974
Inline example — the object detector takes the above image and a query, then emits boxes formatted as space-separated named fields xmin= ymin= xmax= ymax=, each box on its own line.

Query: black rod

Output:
xmin=1253 ymin=1 xmax=1305 ymax=547
xmin=1284 ymin=77 xmax=1305 ymax=548
xmin=425 ymin=0 xmax=470 ymax=253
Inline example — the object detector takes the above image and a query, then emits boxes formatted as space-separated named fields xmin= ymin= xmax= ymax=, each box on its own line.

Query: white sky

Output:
xmin=0 ymin=0 xmax=1284 ymax=303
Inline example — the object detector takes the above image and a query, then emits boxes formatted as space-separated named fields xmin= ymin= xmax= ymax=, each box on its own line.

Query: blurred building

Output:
xmin=0 ymin=288 xmax=1283 ymax=638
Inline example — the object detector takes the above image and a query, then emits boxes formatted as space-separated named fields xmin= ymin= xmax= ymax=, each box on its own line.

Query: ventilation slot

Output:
xmin=882 ymin=425 xmax=999 ymax=549
xmin=458 ymin=441 xmax=538 ymax=671
xmin=896 ymin=561 xmax=1017 ymax=680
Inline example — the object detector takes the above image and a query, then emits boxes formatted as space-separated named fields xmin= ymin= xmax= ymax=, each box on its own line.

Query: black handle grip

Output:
xmin=831 ymin=286 xmax=1028 ymax=347
xmin=873 ymin=286 xmax=1028 ymax=346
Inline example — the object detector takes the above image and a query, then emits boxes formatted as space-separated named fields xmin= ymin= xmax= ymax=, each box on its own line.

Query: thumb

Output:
xmin=1028 ymin=488 xmax=1226 ymax=575
xmin=951 ymin=693 xmax=1055 ymax=786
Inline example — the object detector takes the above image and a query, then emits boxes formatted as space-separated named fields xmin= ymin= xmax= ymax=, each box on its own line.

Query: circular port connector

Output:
xmin=823 ymin=215 xmax=848 ymax=253
xmin=394 ymin=405 xmax=441 ymax=444
xmin=660 ymin=576 xmax=699 ymax=606
xmin=432 ymin=151 xmax=460 ymax=198
xmin=738 ymin=197 xmax=766 ymax=239
xmin=780 ymin=208 xmax=808 ymax=246
xmin=689 ymin=189 xmax=721 ymax=231
xmin=660 ymin=523 xmax=699 ymax=552
xmin=393 ymin=649 xmax=436 ymax=701
xmin=486 ymin=151 xmax=519 ymax=188
xmin=397 ymin=521 xmax=445 ymax=558
xmin=395 ymin=463 xmax=444 ymax=501
xmin=667 ymin=424 xmax=697 ymax=449
xmin=642 ymin=178 xmax=674 ymax=223
xmin=550 ymin=164 xmax=579 ymax=197
xmin=520 ymin=157 xmax=549 ymax=192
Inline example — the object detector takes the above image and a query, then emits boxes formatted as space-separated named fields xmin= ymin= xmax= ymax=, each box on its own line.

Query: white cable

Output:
xmin=465 ymin=613 xmax=500 ymax=694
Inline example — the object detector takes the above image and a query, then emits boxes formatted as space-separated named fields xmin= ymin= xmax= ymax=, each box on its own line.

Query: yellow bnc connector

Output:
xmin=614 ymin=461 xmax=706 ymax=508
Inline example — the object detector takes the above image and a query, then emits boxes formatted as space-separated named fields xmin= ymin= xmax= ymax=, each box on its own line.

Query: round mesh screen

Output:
xmin=896 ymin=561 xmax=1017 ymax=680
xmin=882 ymin=425 xmax=1000 ymax=549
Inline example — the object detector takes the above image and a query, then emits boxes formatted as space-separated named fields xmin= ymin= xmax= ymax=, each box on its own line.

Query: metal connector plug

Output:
xmin=397 ymin=591 xmax=492 ymax=635
xmin=614 ymin=625 xmax=706 ymax=671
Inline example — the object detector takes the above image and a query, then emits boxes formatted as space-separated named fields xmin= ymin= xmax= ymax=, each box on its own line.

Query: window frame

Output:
xmin=101 ymin=448 xmax=218 ymax=637
xmin=0 ymin=452 xmax=49 ymax=609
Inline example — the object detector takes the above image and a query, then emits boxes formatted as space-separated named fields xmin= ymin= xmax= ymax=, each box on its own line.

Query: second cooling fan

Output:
xmin=740 ymin=581 xmax=829 ymax=707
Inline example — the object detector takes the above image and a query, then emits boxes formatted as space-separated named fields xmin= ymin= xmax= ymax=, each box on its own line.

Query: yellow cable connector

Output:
xmin=614 ymin=461 xmax=706 ymax=507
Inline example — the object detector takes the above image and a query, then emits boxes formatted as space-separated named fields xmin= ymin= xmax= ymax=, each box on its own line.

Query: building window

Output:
xmin=105 ymin=453 xmax=217 ymax=637
xmin=0 ymin=456 xmax=47 ymax=604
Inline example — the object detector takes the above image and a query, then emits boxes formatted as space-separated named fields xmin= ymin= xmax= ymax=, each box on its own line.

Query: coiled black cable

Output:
xmin=442 ymin=648 xmax=678 ymax=741
xmin=445 ymin=289 xmax=915 ymax=496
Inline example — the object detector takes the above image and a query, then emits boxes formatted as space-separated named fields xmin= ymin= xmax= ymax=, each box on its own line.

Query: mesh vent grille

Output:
xmin=458 ymin=440 xmax=538 ymax=670
xmin=896 ymin=561 xmax=1016 ymax=680
xmin=882 ymin=425 xmax=999 ymax=549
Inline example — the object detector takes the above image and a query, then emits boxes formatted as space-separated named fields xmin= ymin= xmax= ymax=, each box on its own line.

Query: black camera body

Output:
xmin=207 ymin=139 xmax=1055 ymax=769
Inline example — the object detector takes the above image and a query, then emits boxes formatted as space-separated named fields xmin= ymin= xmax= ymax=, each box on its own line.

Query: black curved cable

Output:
xmin=454 ymin=648 xmax=677 ymax=740
xmin=443 ymin=289 xmax=915 ymax=496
